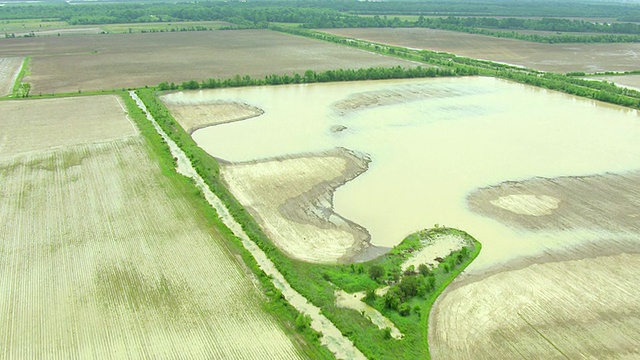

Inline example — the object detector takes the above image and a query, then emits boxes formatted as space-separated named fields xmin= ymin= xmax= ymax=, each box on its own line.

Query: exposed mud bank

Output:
xmin=221 ymin=147 xmax=387 ymax=264
xmin=161 ymin=93 xmax=264 ymax=134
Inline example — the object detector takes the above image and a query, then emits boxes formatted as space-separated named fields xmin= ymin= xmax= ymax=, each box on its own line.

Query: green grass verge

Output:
xmin=120 ymin=91 xmax=333 ymax=360
xmin=10 ymin=56 xmax=30 ymax=98
xmin=135 ymin=87 xmax=482 ymax=359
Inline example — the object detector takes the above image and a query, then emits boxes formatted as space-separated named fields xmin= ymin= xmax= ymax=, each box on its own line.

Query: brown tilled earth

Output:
xmin=322 ymin=28 xmax=640 ymax=73
xmin=0 ymin=30 xmax=418 ymax=94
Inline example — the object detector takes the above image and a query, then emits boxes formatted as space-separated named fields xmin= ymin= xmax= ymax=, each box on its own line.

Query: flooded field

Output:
xmin=185 ymin=76 xmax=640 ymax=268
xmin=170 ymin=76 xmax=640 ymax=358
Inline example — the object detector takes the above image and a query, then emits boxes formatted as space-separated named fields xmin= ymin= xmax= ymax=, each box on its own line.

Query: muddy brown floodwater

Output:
xmin=188 ymin=77 xmax=640 ymax=268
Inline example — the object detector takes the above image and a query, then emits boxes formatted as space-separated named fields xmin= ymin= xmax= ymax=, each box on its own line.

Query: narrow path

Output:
xmin=129 ymin=91 xmax=366 ymax=360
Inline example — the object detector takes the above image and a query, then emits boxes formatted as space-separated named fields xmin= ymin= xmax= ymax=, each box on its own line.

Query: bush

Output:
xmin=418 ymin=263 xmax=431 ymax=276
xmin=295 ymin=313 xmax=312 ymax=330
xmin=364 ymin=289 xmax=376 ymax=302
xmin=383 ymin=288 xmax=402 ymax=310
xmin=368 ymin=264 xmax=385 ymax=281
xmin=413 ymin=305 xmax=422 ymax=316
xmin=399 ymin=275 xmax=420 ymax=298
xmin=398 ymin=303 xmax=411 ymax=317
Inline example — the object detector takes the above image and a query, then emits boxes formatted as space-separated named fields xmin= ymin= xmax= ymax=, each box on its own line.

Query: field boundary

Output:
xmin=10 ymin=56 xmax=30 ymax=98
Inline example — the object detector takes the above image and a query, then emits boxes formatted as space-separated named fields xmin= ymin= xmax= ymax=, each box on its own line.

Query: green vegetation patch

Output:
xmin=11 ymin=56 xmax=30 ymax=98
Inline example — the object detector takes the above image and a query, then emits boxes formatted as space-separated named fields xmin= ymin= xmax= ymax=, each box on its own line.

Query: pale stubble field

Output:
xmin=0 ymin=57 xmax=23 ymax=96
xmin=0 ymin=96 xmax=306 ymax=359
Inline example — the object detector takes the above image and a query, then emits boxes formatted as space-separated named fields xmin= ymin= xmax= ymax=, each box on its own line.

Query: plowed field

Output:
xmin=322 ymin=28 xmax=640 ymax=73
xmin=0 ymin=30 xmax=418 ymax=94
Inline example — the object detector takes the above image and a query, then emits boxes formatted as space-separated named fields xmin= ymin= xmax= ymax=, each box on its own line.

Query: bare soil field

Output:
xmin=322 ymin=28 xmax=640 ymax=73
xmin=0 ymin=95 xmax=136 ymax=159
xmin=220 ymin=148 xmax=380 ymax=263
xmin=426 ymin=170 xmax=640 ymax=359
xmin=430 ymin=253 xmax=640 ymax=359
xmin=588 ymin=74 xmax=640 ymax=90
xmin=0 ymin=57 xmax=22 ymax=96
xmin=161 ymin=93 xmax=264 ymax=134
xmin=0 ymin=30 xmax=418 ymax=94
xmin=0 ymin=96 xmax=306 ymax=359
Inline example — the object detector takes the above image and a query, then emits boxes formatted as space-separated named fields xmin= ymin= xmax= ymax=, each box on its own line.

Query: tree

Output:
xmin=399 ymin=275 xmax=420 ymax=298
xmin=425 ymin=275 xmax=436 ymax=293
xmin=303 ymin=69 xmax=316 ymax=83
xmin=383 ymin=288 xmax=401 ymax=310
xmin=368 ymin=264 xmax=385 ymax=281
xmin=398 ymin=303 xmax=411 ymax=316
xmin=404 ymin=265 xmax=416 ymax=276
xmin=364 ymin=289 xmax=376 ymax=303
xmin=20 ymin=83 xmax=31 ymax=98
xmin=418 ymin=263 xmax=431 ymax=276
xmin=295 ymin=313 xmax=311 ymax=330
xmin=460 ymin=247 xmax=469 ymax=258
xmin=181 ymin=80 xmax=199 ymax=90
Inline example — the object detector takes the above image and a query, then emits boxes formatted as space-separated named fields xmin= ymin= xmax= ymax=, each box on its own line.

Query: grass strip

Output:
xmin=120 ymin=91 xmax=333 ymax=359
xmin=10 ymin=56 xmax=30 ymax=98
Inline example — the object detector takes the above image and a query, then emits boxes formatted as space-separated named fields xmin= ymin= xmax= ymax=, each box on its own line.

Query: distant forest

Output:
xmin=2 ymin=0 xmax=640 ymax=42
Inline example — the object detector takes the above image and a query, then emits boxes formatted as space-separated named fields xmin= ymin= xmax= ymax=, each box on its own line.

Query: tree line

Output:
xmin=3 ymin=1 xmax=640 ymax=43
xmin=161 ymin=66 xmax=461 ymax=92
xmin=3 ymin=0 xmax=639 ymax=23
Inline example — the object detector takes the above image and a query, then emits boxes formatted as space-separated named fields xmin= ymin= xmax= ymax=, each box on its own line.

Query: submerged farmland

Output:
xmin=165 ymin=76 xmax=640 ymax=358
xmin=173 ymin=77 xmax=640 ymax=266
